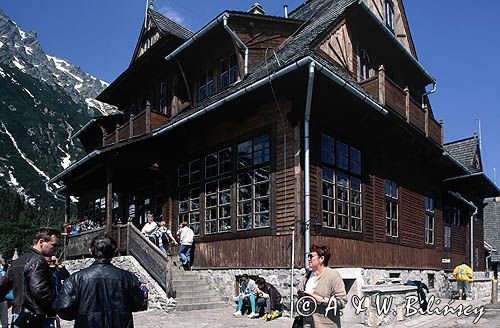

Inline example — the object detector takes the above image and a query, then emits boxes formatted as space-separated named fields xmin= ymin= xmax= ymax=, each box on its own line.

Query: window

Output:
xmin=237 ymin=134 xmax=270 ymax=230
xmin=220 ymin=54 xmax=238 ymax=90
xmin=178 ymin=188 xmax=200 ymax=236
xmin=384 ymin=0 xmax=395 ymax=32
xmin=198 ymin=68 xmax=214 ymax=101
xmin=385 ymin=179 xmax=398 ymax=237
xmin=321 ymin=134 xmax=362 ymax=232
xmin=178 ymin=160 xmax=201 ymax=187
xmin=205 ymin=148 xmax=232 ymax=234
xmin=359 ymin=49 xmax=371 ymax=81
xmin=424 ymin=197 xmax=435 ymax=245
xmin=159 ymin=82 xmax=169 ymax=115
xmin=444 ymin=224 xmax=451 ymax=248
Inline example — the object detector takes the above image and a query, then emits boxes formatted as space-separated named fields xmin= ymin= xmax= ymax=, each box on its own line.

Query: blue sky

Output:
xmin=2 ymin=0 xmax=499 ymax=184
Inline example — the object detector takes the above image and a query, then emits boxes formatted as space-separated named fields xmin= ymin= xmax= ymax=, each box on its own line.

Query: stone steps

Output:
xmin=176 ymin=301 xmax=227 ymax=311
xmin=170 ymin=263 xmax=227 ymax=311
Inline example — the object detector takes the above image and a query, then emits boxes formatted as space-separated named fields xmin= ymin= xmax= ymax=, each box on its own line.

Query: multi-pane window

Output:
xmin=198 ymin=68 xmax=214 ymax=101
xmin=178 ymin=188 xmax=200 ymax=236
xmin=359 ymin=49 xmax=371 ymax=81
xmin=178 ymin=160 xmax=201 ymax=187
xmin=159 ymin=82 xmax=169 ymax=116
xmin=424 ymin=197 xmax=435 ymax=245
xmin=205 ymin=147 xmax=232 ymax=234
xmin=321 ymin=134 xmax=362 ymax=232
xmin=220 ymin=54 xmax=238 ymax=90
xmin=384 ymin=0 xmax=395 ymax=32
xmin=385 ymin=179 xmax=398 ymax=237
xmin=237 ymin=134 xmax=270 ymax=230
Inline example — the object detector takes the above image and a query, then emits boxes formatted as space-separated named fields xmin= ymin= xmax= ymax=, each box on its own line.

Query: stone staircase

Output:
xmin=172 ymin=260 xmax=228 ymax=311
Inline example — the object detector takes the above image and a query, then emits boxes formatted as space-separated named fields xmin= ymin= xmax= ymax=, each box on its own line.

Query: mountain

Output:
xmin=0 ymin=10 xmax=115 ymax=204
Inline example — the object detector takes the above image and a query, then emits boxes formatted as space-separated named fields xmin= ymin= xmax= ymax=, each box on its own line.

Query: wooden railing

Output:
xmin=128 ymin=224 xmax=170 ymax=290
xmin=64 ymin=223 xmax=173 ymax=294
xmin=103 ymin=104 xmax=169 ymax=147
xmin=359 ymin=67 xmax=443 ymax=145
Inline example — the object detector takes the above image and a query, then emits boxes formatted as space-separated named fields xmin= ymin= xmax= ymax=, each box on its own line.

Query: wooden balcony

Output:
xmin=103 ymin=104 xmax=169 ymax=147
xmin=359 ymin=67 xmax=443 ymax=145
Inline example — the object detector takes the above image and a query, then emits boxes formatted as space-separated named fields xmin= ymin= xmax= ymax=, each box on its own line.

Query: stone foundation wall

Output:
xmin=64 ymin=256 xmax=176 ymax=312
xmin=196 ymin=268 xmax=306 ymax=309
xmin=361 ymin=268 xmax=451 ymax=298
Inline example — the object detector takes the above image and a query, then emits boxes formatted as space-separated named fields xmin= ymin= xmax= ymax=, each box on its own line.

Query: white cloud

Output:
xmin=158 ymin=5 xmax=185 ymax=24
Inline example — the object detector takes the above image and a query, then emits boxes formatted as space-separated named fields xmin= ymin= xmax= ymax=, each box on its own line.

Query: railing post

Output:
xmin=404 ymin=86 xmax=410 ymax=123
xmin=424 ymin=104 xmax=429 ymax=137
xmin=126 ymin=219 xmax=132 ymax=256
xmin=145 ymin=101 xmax=151 ymax=133
xmin=129 ymin=114 xmax=134 ymax=138
xmin=378 ymin=65 xmax=386 ymax=106
xmin=167 ymin=254 xmax=175 ymax=298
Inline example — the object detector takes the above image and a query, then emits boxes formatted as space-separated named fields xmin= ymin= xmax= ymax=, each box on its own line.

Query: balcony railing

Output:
xmin=103 ymin=103 xmax=169 ymax=147
xmin=359 ymin=66 xmax=443 ymax=145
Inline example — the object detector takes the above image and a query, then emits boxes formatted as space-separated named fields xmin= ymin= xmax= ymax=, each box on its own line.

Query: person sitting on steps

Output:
xmin=233 ymin=274 xmax=258 ymax=318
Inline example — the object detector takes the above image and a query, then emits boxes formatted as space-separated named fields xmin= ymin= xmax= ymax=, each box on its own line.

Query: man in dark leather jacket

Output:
xmin=0 ymin=227 xmax=59 ymax=328
xmin=53 ymin=235 xmax=146 ymax=328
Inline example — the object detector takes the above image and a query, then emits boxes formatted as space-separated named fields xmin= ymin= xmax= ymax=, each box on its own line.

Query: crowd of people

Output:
xmin=141 ymin=213 xmax=194 ymax=270
xmin=0 ymin=228 xmax=147 ymax=328
xmin=63 ymin=218 xmax=100 ymax=235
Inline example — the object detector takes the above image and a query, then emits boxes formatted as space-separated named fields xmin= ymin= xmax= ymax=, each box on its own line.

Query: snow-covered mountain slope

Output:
xmin=0 ymin=10 xmax=115 ymax=203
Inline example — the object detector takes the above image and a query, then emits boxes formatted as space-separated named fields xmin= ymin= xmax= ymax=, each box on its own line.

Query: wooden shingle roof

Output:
xmin=484 ymin=199 xmax=500 ymax=262
xmin=444 ymin=137 xmax=481 ymax=173
xmin=148 ymin=9 xmax=193 ymax=40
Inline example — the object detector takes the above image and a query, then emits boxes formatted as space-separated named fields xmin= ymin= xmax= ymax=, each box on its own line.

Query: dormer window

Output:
xmin=359 ymin=49 xmax=371 ymax=81
xmin=384 ymin=0 xmax=395 ymax=32
xmin=219 ymin=54 xmax=238 ymax=90
xmin=198 ymin=68 xmax=214 ymax=101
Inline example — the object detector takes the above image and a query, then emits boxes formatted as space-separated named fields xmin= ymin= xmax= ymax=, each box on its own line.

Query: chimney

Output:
xmin=248 ymin=3 xmax=265 ymax=15
xmin=284 ymin=4 xmax=289 ymax=18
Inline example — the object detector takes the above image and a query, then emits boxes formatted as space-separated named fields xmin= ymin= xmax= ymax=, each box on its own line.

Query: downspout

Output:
xmin=449 ymin=191 xmax=478 ymax=270
xmin=421 ymin=81 xmax=437 ymax=109
xmin=222 ymin=16 xmax=248 ymax=76
xmin=304 ymin=61 xmax=316 ymax=269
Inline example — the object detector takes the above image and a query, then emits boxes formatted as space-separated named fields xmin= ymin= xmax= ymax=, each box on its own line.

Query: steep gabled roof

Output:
xmin=444 ymin=136 xmax=482 ymax=173
xmin=484 ymin=199 xmax=500 ymax=263
xmin=148 ymin=9 xmax=193 ymax=40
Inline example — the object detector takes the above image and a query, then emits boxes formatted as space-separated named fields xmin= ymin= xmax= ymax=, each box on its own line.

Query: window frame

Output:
xmin=424 ymin=196 xmax=435 ymax=245
xmin=219 ymin=54 xmax=238 ymax=90
xmin=385 ymin=179 xmax=398 ymax=238
xmin=359 ymin=49 xmax=371 ymax=81
xmin=198 ymin=68 xmax=215 ymax=102
xmin=321 ymin=133 xmax=363 ymax=233
xmin=384 ymin=0 xmax=395 ymax=32
xmin=237 ymin=134 xmax=271 ymax=231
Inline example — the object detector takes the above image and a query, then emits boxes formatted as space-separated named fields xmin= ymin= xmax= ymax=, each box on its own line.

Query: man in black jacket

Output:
xmin=0 ymin=227 xmax=59 ymax=328
xmin=53 ymin=235 xmax=146 ymax=328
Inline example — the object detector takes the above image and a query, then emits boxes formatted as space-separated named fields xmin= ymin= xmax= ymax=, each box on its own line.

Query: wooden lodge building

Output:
xmin=51 ymin=0 xmax=498 ymax=282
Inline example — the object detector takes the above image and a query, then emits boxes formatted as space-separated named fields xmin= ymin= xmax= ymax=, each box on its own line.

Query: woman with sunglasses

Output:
xmin=298 ymin=244 xmax=347 ymax=328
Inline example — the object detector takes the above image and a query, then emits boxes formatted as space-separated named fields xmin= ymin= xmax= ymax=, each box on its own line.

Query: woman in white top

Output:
xmin=141 ymin=213 xmax=158 ymax=244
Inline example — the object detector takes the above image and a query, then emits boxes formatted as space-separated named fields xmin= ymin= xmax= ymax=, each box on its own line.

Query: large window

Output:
xmin=384 ymin=0 xmax=395 ymax=32
xmin=198 ymin=68 xmax=214 ymax=101
xmin=237 ymin=134 xmax=270 ymax=230
xmin=424 ymin=197 xmax=435 ymax=245
xmin=178 ymin=159 xmax=201 ymax=235
xmin=220 ymin=54 xmax=238 ymax=90
xmin=385 ymin=179 xmax=398 ymax=237
xmin=205 ymin=148 xmax=232 ymax=234
xmin=177 ymin=134 xmax=271 ymax=236
xmin=321 ymin=134 xmax=362 ymax=232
